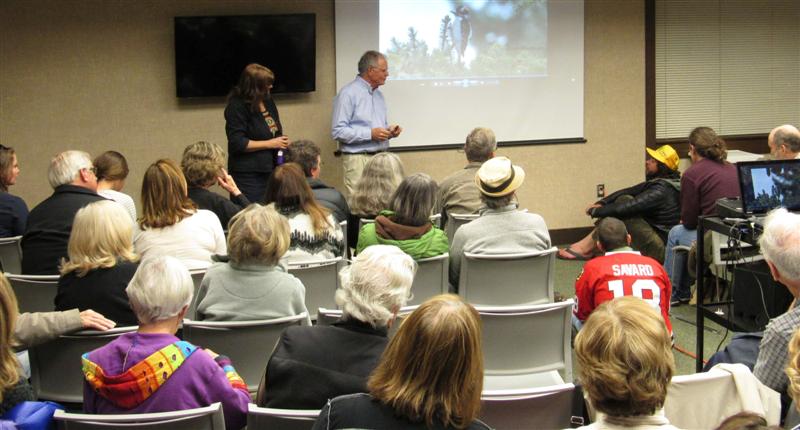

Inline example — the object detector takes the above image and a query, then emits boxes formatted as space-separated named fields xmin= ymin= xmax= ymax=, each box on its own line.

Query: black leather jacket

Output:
xmin=591 ymin=175 xmax=681 ymax=233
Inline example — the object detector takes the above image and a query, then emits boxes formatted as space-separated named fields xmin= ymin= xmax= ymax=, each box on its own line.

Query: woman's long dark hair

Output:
xmin=227 ymin=63 xmax=275 ymax=113
xmin=689 ymin=126 xmax=727 ymax=163
xmin=264 ymin=163 xmax=331 ymax=235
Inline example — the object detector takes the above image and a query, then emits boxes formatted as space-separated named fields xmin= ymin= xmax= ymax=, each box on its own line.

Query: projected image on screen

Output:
xmin=379 ymin=0 xmax=547 ymax=80
xmin=741 ymin=165 xmax=800 ymax=213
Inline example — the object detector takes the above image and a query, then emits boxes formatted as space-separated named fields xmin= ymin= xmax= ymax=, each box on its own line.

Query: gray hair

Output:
xmin=759 ymin=208 xmax=800 ymax=281
xmin=464 ymin=127 xmax=497 ymax=162
xmin=480 ymin=193 xmax=515 ymax=209
xmin=349 ymin=152 xmax=405 ymax=217
xmin=335 ymin=245 xmax=416 ymax=328
xmin=48 ymin=150 xmax=92 ymax=188
xmin=126 ymin=256 xmax=193 ymax=324
xmin=358 ymin=50 xmax=385 ymax=75
xmin=389 ymin=173 xmax=438 ymax=226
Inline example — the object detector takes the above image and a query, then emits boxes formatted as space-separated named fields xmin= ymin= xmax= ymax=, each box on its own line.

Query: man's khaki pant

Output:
xmin=342 ymin=153 xmax=374 ymax=197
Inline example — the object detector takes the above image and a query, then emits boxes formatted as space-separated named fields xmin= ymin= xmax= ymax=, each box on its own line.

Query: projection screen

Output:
xmin=334 ymin=0 xmax=584 ymax=149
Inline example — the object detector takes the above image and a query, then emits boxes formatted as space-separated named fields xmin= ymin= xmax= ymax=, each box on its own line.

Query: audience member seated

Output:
xmin=264 ymin=163 xmax=343 ymax=263
xmin=194 ymin=204 xmax=309 ymax=323
xmin=559 ymin=144 xmax=681 ymax=263
xmin=573 ymin=217 xmax=672 ymax=335
xmin=182 ymin=140 xmax=250 ymax=229
xmin=1 ymin=271 xmax=34 ymax=415
xmin=713 ymin=412 xmax=777 ymax=430
xmin=313 ymin=294 xmax=489 ymax=430
xmin=22 ymin=150 xmax=104 ymax=275
xmin=0 ymin=145 xmax=27 ymax=238
xmin=258 ymin=244 xmax=415 ymax=409
xmin=784 ymin=328 xmax=800 ymax=429
xmin=435 ymin=127 xmax=496 ymax=231
xmin=285 ymin=139 xmax=350 ymax=222
xmin=449 ymin=156 xmax=551 ymax=289
xmin=575 ymin=297 xmax=679 ymax=429
xmin=664 ymin=127 xmax=739 ymax=305
xmin=767 ymin=124 xmax=800 ymax=160
xmin=82 ymin=256 xmax=250 ymax=430
xmin=357 ymin=173 xmax=448 ymax=259
xmin=347 ymin=152 xmax=405 ymax=247
xmin=752 ymin=209 xmax=800 ymax=398
xmin=134 ymin=159 xmax=226 ymax=270
xmin=54 ymin=201 xmax=139 ymax=326
xmin=1 ymin=273 xmax=115 ymax=414
xmin=94 ymin=150 xmax=136 ymax=222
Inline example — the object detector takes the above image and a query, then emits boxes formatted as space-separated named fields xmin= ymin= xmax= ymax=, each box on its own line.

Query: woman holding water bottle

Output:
xmin=224 ymin=63 xmax=289 ymax=203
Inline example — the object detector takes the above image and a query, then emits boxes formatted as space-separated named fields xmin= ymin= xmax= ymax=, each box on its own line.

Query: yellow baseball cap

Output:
xmin=646 ymin=144 xmax=680 ymax=171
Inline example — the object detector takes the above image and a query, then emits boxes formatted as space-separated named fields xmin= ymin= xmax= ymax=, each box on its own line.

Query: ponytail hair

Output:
xmin=689 ymin=126 xmax=727 ymax=163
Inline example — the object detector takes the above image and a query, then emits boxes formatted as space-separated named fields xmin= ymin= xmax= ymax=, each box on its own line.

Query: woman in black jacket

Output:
xmin=559 ymin=145 xmax=681 ymax=263
xmin=224 ymin=63 xmax=290 ymax=203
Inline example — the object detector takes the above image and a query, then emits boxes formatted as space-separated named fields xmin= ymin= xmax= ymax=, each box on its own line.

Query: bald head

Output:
xmin=768 ymin=124 xmax=800 ymax=160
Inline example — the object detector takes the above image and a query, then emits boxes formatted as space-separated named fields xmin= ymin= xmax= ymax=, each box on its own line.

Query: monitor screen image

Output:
xmin=737 ymin=159 xmax=800 ymax=214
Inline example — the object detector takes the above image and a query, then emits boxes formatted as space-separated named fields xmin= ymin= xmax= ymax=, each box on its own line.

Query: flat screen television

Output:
xmin=174 ymin=14 xmax=316 ymax=97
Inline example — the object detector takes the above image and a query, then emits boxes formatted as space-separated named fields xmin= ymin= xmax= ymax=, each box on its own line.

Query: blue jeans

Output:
xmin=664 ymin=224 xmax=697 ymax=299
xmin=571 ymin=313 xmax=584 ymax=332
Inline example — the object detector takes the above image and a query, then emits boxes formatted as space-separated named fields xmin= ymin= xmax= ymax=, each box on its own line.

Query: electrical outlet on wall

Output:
xmin=596 ymin=184 xmax=605 ymax=198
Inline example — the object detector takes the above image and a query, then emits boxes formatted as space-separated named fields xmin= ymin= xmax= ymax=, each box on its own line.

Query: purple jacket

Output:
xmin=83 ymin=332 xmax=250 ymax=430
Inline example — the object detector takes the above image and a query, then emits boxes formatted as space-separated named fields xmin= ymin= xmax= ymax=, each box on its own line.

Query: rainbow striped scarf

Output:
xmin=82 ymin=340 xmax=197 ymax=409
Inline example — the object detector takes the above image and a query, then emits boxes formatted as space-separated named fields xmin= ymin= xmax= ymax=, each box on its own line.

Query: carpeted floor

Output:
xmin=552 ymin=248 xmax=731 ymax=376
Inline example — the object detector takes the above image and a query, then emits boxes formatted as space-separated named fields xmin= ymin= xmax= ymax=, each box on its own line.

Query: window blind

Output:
xmin=655 ymin=0 xmax=799 ymax=139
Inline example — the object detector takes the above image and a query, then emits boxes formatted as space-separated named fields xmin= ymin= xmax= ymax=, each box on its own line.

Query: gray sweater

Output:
xmin=449 ymin=205 xmax=551 ymax=287
xmin=194 ymin=262 xmax=310 ymax=325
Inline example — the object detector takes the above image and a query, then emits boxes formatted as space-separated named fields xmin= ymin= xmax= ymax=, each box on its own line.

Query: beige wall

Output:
xmin=0 ymin=0 xmax=644 ymax=230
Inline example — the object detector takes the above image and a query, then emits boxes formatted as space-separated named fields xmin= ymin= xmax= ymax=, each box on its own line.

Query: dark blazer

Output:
xmin=313 ymin=393 xmax=492 ymax=430
xmin=308 ymin=178 xmax=350 ymax=223
xmin=0 ymin=192 xmax=28 ymax=237
xmin=187 ymin=186 xmax=250 ymax=230
xmin=224 ymin=96 xmax=282 ymax=173
xmin=21 ymin=185 xmax=105 ymax=275
xmin=55 ymin=261 xmax=139 ymax=326
xmin=258 ymin=319 xmax=388 ymax=410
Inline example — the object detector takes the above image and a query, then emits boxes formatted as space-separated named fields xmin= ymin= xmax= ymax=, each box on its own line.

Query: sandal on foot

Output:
xmin=557 ymin=247 xmax=592 ymax=261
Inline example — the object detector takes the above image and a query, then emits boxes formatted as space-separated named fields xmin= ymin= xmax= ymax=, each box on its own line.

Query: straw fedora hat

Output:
xmin=474 ymin=156 xmax=525 ymax=197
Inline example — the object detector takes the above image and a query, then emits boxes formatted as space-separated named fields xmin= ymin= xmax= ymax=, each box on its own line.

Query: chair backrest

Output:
xmin=459 ymin=247 xmax=557 ymax=306
xmin=445 ymin=213 xmax=479 ymax=244
xmin=53 ymin=402 xmax=224 ymax=429
xmin=0 ymin=235 xmax=23 ymax=274
xmin=429 ymin=213 xmax=442 ymax=229
xmin=316 ymin=306 xmax=418 ymax=339
xmin=29 ymin=326 xmax=138 ymax=403
xmin=287 ymin=258 xmax=343 ymax=320
xmin=6 ymin=274 xmax=60 ymax=313
xmin=477 ymin=300 xmax=573 ymax=389
xmin=186 ymin=268 xmax=207 ymax=320
xmin=664 ymin=363 xmax=780 ymax=428
xmin=182 ymin=314 xmax=307 ymax=394
xmin=247 ymin=404 xmax=319 ymax=430
xmin=357 ymin=217 xmax=374 ymax=233
xmin=339 ymin=220 xmax=350 ymax=260
xmin=481 ymin=384 xmax=578 ymax=429
xmin=408 ymin=253 xmax=448 ymax=306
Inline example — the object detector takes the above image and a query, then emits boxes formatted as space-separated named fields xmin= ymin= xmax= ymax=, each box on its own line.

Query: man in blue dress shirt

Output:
xmin=331 ymin=50 xmax=402 ymax=195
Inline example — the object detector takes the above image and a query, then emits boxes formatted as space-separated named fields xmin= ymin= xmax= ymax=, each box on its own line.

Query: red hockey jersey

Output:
xmin=574 ymin=250 xmax=673 ymax=334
